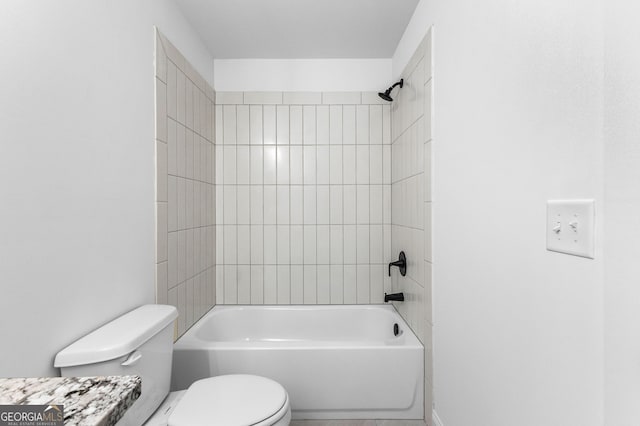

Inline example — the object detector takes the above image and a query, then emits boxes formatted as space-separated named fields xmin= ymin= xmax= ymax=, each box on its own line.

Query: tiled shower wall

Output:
xmin=390 ymin=28 xmax=433 ymax=422
xmin=155 ymin=30 xmax=216 ymax=338
xmin=215 ymin=92 xmax=392 ymax=305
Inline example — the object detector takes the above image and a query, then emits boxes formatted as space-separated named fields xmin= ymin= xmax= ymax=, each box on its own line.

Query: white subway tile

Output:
xmin=317 ymin=265 xmax=331 ymax=304
xmin=223 ymin=185 xmax=236 ymax=225
xmin=177 ymin=178 xmax=186 ymax=229
xmin=384 ymin=225 xmax=391 ymax=262
xmin=277 ymin=186 xmax=290 ymax=224
xmin=289 ymin=146 xmax=303 ymax=184
xmin=263 ymin=225 xmax=277 ymax=264
xmin=277 ymin=225 xmax=290 ymax=264
xmin=343 ymin=105 xmax=356 ymax=144
xmin=185 ymin=130 xmax=194 ymax=180
xmin=223 ymin=146 xmax=236 ymax=184
xmin=250 ymin=146 xmax=263 ymax=185
xmin=251 ymin=225 xmax=264 ymax=264
xmin=344 ymin=266 xmax=357 ymax=303
xmin=329 ymin=106 xmax=343 ymax=145
xmin=263 ymin=185 xmax=277 ymax=224
xmin=216 ymin=91 xmax=243 ymax=104
xmin=177 ymin=230 xmax=186 ymax=283
xmin=250 ymin=105 xmax=262 ymax=145
xmin=277 ymin=105 xmax=289 ymax=145
xmin=156 ymin=141 xmax=168 ymax=202
xmin=277 ymin=265 xmax=291 ymax=304
xmin=329 ymin=146 xmax=343 ymax=184
xmin=303 ymin=146 xmax=316 ymax=184
xmin=330 ymin=265 xmax=344 ymax=304
xmin=177 ymin=282 xmax=186 ymax=333
xmin=313 ymin=146 xmax=327 ymax=185
xmin=330 ymin=225 xmax=343 ymax=264
xmin=237 ymin=225 xmax=251 ymax=264
xmin=424 ymin=141 xmax=432 ymax=201
xmin=237 ymin=265 xmax=250 ymax=303
xmin=156 ymin=261 xmax=168 ymax=304
xmin=382 ymin=105 xmax=391 ymax=144
xmin=167 ymin=119 xmax=177 ymax=176
xmin=236 ymin=145 xmax=249 ymax=184
xmin=317 ymin=106 xmax=329 ymax=144
xmin=185 ymin=81 xmax=194 ymax=131
xmin=290 ymin=225 xmax=304 ymax=265
xmin=156 ymin=80 xmax=167 ymax=142
xmin=251 ymin=265 xmax=264 ymax=304
xmin=356 ymin=105 xmax=370 ymax=144
xmin=277 ymin=146 xmax=290 ymax=184
xmin=264 ymin=266 xmax=277 ymax=304
xmin=303 ymin=225 xmax=316 ymax=264
xmin=343 ymin=225 xmax=357 ymax=264
xmin=177 ymin=124 xmax=186 ymax=177
xmin=244 ymin=91 xmax=283 ymax=104
xmin=263 ymin=106 xmax=276 ymax=145
xmin=303 ymin=106 xmax=316 ymax=145
xmin=303 ymin=266 xmax=317 ymax=304
xmin=361 ymin=92 xmax=387 ymax=105
xmin=166 ymin=65 xmax=176 ymax=122
xmin=343 ymin=185 xmax=356 ymax=225
xmin=356 ymin=146 xmax=370 ymax=184
xmin=369 ymin=265 xmax=384 ymax=303
xmin=235 ymin=105 xmax=250 ymax=145
xmin=250 ymin=185 xmax=263 ymax=224
xmin=283 ymin=92 xmax=322 ymax=105
xmin=370 ymin=185 xmax=383 ymax=224
xmin=370 ymin=224 xmax=383 ymax=264
xmin=223 ymin=105 xmax=236 ymax=145
xmin=223 ymin=225 xmax=237 ymax=264
xmin=314 ymin=186 xmax=328 ymax=225
xmin=383 ymin=145 xmax=391 ymax=184
xmin=290 ymin=106 xmax=303 ymax=144
xmin=329 ymin=185 xmax=343 ymax=225
xmin=370 ymin=145 xmax=383 ymax=184
xmin=322 ymin=92 xmax=361 ymax=104
xmin=303 ymin=186 xmax=316 ymax=224
xmin=168 ymin=231 xmax=178 ymax=287
xmin=317 ymin=225 xmax=330 ymax=264
xmin=357 ymin=185 xmax=370 ymax=224
xmin=290 ymin=265 xmax=304 ymax=303
xmin=215 ymin=105 xmax=223 ymax=144
xmin=369 ymin=105 xmax=383 ymax=145
xmin=356 ymin=265 xmax=370 ymax=303
xmin=290 ymin=185 xmax=304 ymax=225
xmin=342 ymin=145 xmax=356 ymax=184
xmin=216 ymin=266 xmax=224 ymax=304
xmin=357 ymin=225 xmax=370 ymax=264
xmin=176 ymin=70 xmax=186 ymax=125
xmin=263 ymin=146 xmax=277 ymax=184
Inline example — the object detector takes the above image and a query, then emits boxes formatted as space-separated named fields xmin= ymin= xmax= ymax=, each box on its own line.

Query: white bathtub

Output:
xmin=171 ymin=305 xmax=423 ymax=420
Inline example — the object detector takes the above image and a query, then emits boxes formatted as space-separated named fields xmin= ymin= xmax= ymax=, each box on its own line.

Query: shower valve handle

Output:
xmin=388 ymin=251 xmax=407 ymax=277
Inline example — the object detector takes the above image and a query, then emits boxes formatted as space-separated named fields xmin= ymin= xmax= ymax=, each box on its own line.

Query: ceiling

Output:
xmin=173 ymin=0 xmax=420 ymax=59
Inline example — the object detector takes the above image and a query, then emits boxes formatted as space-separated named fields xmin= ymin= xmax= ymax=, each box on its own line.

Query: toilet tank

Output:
xmin=54 ymin=305 xmax=178 ymax=426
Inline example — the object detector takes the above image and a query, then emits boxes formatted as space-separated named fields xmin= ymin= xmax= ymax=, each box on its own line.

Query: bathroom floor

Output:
xmin=290 ymin=421 xmax=427 ymax=426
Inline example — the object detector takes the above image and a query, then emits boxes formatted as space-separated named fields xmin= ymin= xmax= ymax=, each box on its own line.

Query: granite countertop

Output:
xmin=0 ymin=376 xmax=141 ymax=426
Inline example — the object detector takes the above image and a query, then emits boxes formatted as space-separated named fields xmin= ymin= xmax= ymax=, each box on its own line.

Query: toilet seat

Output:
xmin=168 ymin=375 xmax=291 ymax=426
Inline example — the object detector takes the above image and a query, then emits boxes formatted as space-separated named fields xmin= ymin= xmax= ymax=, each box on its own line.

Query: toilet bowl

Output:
xmin=54 ymin=305 xmax=291 ymax=426
xmin=166 ymin=375 xmax=291 ymax=426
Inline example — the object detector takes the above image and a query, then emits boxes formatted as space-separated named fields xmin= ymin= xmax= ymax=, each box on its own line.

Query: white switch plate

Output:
xmin=546 ymin=199 xmax=595 ymax=259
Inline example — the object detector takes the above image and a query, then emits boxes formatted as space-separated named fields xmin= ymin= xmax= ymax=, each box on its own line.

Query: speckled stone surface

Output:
xmin=0 ymin=376 xmax=141 ymax=426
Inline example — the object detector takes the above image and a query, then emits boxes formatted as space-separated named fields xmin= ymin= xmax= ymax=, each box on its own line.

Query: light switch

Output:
xmin=546 ymin=199 xmax=595 ymax=259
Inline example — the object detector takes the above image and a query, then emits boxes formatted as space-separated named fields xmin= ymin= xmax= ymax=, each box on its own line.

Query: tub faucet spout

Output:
xmin=384 ymin=292 xmax=405 ymax=303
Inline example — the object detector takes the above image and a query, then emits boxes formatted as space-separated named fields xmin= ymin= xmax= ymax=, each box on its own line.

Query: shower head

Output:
xmin=378 ymin=79 xmax=404 ymax=102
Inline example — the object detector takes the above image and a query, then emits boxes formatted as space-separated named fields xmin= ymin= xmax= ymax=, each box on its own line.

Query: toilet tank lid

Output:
xmin=54 ymin=305 xmax=178 ymax=368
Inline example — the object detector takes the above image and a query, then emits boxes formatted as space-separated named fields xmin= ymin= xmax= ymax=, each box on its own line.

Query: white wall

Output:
xmin=0 ymin=0 xmax=213 ymax=377
xmin=394 ymin=1 xmax=604 ymax=425
xmin=214 ymin=59 xmax=392 ymax=92
xmin=603 ymin=1 xmax=640 ymax=424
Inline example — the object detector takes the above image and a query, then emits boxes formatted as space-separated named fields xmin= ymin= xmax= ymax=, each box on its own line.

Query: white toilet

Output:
xmin=54 ymin=305 xmax=291 ymax=426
